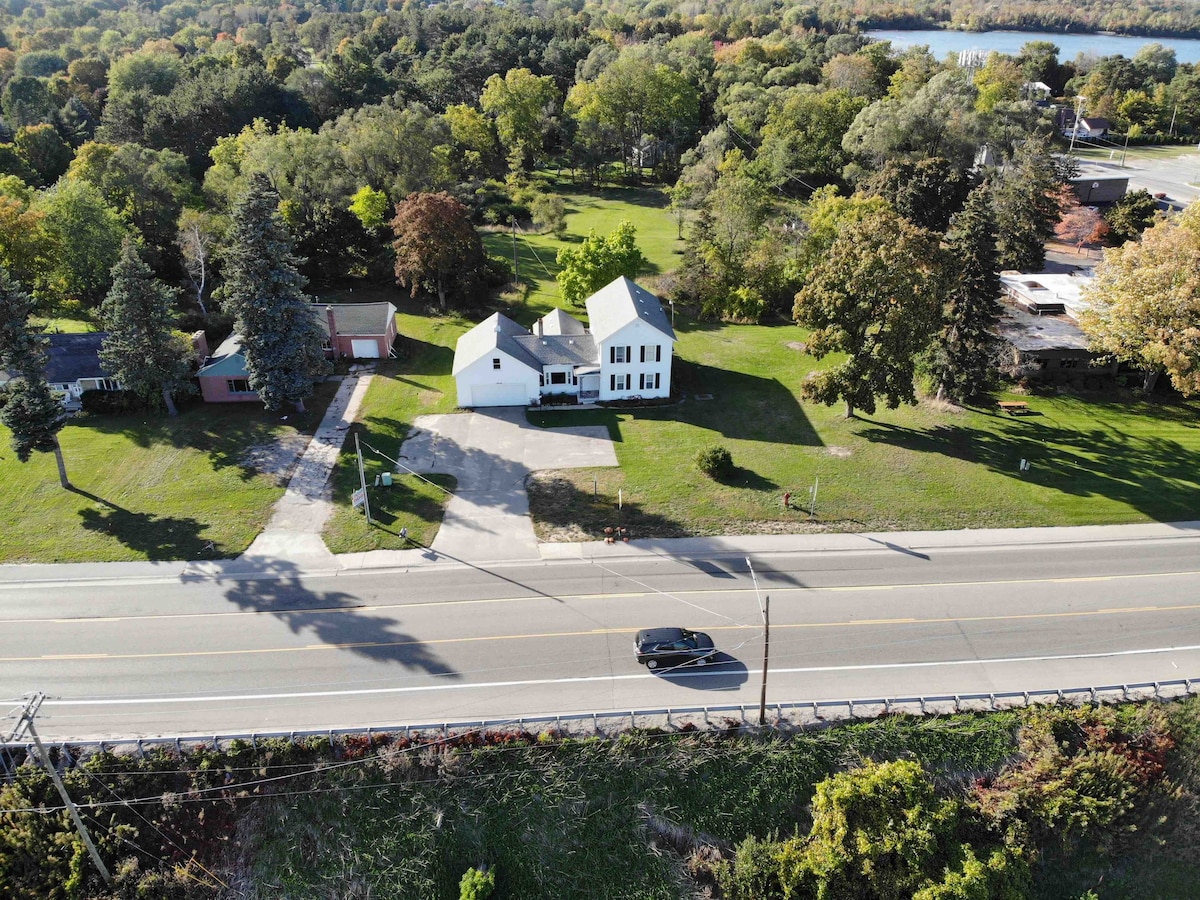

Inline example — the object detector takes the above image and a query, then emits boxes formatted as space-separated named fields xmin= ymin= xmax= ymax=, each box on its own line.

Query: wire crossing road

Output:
xmin=4 ymin=532 xmax=1200 ymax=740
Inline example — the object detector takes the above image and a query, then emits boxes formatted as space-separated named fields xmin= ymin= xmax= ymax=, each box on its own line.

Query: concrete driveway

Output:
xmin=398 ymin=408 xmax=617 ymax=561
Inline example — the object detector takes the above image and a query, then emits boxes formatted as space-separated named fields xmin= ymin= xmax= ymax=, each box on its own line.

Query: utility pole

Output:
xmin=9 ymin=693 xmax=111 ymax=885
xmin=354 ymin=431 xmax=371 ymax=525
xmin=746 ymin=558 xmax=770 ymax=726
xmin=1068 ymin=95 xmax=1086 ymax=155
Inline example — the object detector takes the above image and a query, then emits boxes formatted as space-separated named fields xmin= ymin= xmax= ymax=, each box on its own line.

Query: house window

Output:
xmin=611 ymin=345 xmax=630 ymax=364
xmin=638 ymin=373 xmax=661 ymax=391
xmin=227 ymin=378 xmax=253 ymax=393
xmin=492 ymin=358 xmax=501 ymax=369
xmin=611 ymin=373 xmax=628 ymax=391
xmin=640 ymin=345 xmax=662 ymax=363
xmin=550 ymin=371 xmax=567 ymax=385
xmin=1060 ymin=358 xmax=1080 ymax=369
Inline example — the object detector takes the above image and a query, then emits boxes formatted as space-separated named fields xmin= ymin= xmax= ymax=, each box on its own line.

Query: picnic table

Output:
xmin=997 ymin=401 xmax=1031 ymax=415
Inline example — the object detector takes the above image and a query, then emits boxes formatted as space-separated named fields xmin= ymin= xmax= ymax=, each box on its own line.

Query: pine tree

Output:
xmin=932 ymin=182 xmax=1002 ymax=403
xmin=215 ymin=174 xmax=326 ymax=412
xmin=0 ymin=269 xmax=69 ymax=487
xmin=994 ymin=134 xmax=1064 ymax=272
xmin=100 ymin=239 xmax=194 ymax=416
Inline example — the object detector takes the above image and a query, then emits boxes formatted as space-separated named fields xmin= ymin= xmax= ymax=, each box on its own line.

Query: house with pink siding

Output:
xmin=197 ymin=302 xmax=398 ymax=403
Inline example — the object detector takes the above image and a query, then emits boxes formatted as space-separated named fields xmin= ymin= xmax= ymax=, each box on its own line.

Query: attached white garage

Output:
xmin=351 ymin=338 xmax=381 ymax=358
xmin=469 ymin=382 xmax=528 ymax=407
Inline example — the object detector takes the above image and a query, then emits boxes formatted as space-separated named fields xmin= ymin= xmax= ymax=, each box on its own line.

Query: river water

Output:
xmin=866 ymin=28 xmax=1200 ymax=64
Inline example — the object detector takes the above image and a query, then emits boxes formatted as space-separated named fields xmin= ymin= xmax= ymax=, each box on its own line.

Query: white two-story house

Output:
xmin=452 ymin=277 xmax=676 ymax=408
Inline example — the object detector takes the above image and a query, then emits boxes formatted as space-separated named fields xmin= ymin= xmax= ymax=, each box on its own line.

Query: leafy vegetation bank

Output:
xmin=4 ymin=700 xmax=1200 ymax=899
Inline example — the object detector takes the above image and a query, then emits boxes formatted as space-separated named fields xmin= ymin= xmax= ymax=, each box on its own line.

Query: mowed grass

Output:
xmin=322 ymin=304 xmax=465 ymax=553
xmin=483 ymin=182 xmax=682 ymax=317
xmin=527 ymin=318 xmax=1200 ymax=538
xmin=0 ymin=383 xmax=338 ymax=563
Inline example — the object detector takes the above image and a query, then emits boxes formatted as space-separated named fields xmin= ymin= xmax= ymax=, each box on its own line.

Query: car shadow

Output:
xmin=649 ymin=652 xmax=748 ymax=690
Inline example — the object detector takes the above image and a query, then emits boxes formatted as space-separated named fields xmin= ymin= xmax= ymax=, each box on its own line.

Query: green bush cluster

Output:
xmin=459 ymin=865 xmax=496 ymax=899
xmin=695 ymin=445 xmax=733 ymax=479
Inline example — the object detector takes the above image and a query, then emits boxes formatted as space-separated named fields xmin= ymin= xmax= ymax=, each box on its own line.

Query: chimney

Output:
xmin=536 ymin=318 xmax=543 ymax=337
xmin=325 ymin=304 xmax=337 ymax=340
xmin=190 ymin=330 xmax=209 ymax=363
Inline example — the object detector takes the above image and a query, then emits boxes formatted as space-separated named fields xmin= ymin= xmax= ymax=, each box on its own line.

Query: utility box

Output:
xmin=381 ymin=471 xmax=393 ymax=487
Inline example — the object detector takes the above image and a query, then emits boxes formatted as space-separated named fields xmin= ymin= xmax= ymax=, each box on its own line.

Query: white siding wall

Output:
xmin=455 ymin=351 xmax=540 ymax=407
xmin=597 ymin=321 xmax=673 ymax=402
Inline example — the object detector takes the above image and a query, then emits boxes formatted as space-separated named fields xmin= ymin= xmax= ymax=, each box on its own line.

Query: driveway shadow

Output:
xmin=183 ymin=558 xmax=459 ymax=676
xmin=651 ymin=653 xmax=748 ymax=690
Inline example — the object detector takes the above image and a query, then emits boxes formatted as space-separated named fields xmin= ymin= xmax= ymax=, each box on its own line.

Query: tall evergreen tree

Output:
xmin=993 ymin=134 xmax=1065 ymax=272
xmin=0 ymin=269 xmax=69 ymax=487
xmin=99 ymin=239 xmax=195 ymax=416
xmin=215 ymin=174 xmax=326 ymax=412
xmin=931 ymin=182 xmax=1002 ymax=402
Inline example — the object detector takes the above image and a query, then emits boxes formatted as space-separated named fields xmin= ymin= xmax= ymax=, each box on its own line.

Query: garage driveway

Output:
xmin=398 ymin=408 xmax=617 ymax=561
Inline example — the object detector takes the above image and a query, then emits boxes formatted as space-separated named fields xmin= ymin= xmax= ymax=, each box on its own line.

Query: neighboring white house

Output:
xmin=452 ymin=277 xmax=676 ymax=408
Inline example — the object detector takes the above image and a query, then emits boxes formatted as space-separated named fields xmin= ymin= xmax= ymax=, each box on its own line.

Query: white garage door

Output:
xmin=351 ymin=339 xmax=380 ymax=358
xmin=471 ymin=383 xmax=527 ymax=407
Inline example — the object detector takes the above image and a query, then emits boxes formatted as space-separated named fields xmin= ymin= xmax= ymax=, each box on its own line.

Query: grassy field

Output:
xmin=482 ymin=182 xmax=683 ymax=318
xmin=527 ymin=318 xmax=1200 ymax=539
xmin=229 ymin=701 xmax=1200 ymax=899
xmin=0 ymin=382 xmax=338 ymax=563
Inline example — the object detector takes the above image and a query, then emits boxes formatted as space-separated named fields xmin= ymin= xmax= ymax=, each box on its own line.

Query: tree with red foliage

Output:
xmin=391 ymin=191 xmax=486 ymax=312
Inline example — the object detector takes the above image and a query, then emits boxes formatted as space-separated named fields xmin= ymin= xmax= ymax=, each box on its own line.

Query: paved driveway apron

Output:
xmin=399 ymin=408 xmax=617 ymax=561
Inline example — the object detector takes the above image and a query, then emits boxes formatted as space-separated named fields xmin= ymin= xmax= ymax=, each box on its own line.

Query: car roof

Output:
xmin=638 ymin=627 xmax=687 ymax=643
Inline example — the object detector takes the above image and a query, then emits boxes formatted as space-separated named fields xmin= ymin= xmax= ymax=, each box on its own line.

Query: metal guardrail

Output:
xmin=2 ymin=678 xmax=1196 ymax=770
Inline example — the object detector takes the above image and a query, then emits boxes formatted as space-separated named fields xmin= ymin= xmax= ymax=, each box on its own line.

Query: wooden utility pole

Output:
xmin=510 ymin=216 xmax=519 ymax=282
xmin=10 ymin=693 xmax=111 ymax=884
xmin=354 ymin=431 xmax=372 ymax=525
xmin=746 ymin=558 xmax=771 ymax=726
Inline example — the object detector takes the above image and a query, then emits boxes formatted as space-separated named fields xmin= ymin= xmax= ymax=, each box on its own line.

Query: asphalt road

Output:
xmin=5 ymin=534 xmax=1200 ymax=740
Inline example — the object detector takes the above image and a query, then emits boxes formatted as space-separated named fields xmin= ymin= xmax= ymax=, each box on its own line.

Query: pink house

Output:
xmin=197 ymin=302 xmax=398 ymax=403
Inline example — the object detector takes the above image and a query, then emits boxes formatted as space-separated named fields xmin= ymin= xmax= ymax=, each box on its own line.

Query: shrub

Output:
xmin=79 ymin=389 xmax=147 ymax=415
xmin=459 ymin=865 xmax=495 ymax=900
xmin=696 ymin=445 xmax=733 ymax=479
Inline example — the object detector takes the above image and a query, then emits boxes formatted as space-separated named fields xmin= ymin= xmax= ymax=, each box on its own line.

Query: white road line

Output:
xmin=41 ymin=642 xmax=1200 ymax=707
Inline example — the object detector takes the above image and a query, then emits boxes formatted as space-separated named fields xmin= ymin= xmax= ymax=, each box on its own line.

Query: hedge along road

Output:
xmin=5 ymin=525 xmax=1200 ymax=740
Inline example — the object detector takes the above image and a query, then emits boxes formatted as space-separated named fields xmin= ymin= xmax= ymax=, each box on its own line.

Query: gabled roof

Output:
xmin=197 ymin=334 xmax=249 ymax=379
xmin=44 ymin=333 xmax=112 ymax=384
xmin=452 ymin=312 xmax=542 ymax=375
xmin=585 ymin=277 xmax=675 ymax=344
xmin=1079 ymin=117 xmax=1111 ymax=130
xmin=538 ymin=308 xmax=586 ymax=336
xmin=513 ymin=334 xmax=597 ymax=366
xmin=316 ymin=301 xmax=396 ymax=337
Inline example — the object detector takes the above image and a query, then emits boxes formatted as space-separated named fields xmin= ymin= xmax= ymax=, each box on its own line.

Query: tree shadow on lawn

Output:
xmin=675 ymin=360 xmax=822 ymax=448
xmin=182 ymin=558 xmax=460 ymax=676
xmin=855 ymin=407 xmax=1200 ymax=522
xmin=75 ymin=489 xmax=217 ymax=560
xmin=393 ymin=336 xmax=455 ymax=377
xmin=72 ymin=380 xmax=342 ymax=482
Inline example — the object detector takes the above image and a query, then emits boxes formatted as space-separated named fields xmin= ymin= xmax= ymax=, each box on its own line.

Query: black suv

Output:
xmin=634 ymin=627 xmax=716 ymax=669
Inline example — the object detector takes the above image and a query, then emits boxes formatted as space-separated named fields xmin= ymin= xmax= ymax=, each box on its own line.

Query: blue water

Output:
xmin=867 ymin=28 xmax=1200 ymax=64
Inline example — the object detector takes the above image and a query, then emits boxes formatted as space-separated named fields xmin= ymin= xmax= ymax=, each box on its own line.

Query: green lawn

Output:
xmin=527 ymin=317 xmax=1200 ymax=539
xmin=483 ymin=182 xmax=682 ymax=319
xmin=322 ymin=308 xmax=465 ymax=553
xmin=0 ymin=382 xmax=338 ymax=563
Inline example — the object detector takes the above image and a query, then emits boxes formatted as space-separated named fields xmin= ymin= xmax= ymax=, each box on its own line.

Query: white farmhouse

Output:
xmin=452 ymin=277 xmax=676 ymax=408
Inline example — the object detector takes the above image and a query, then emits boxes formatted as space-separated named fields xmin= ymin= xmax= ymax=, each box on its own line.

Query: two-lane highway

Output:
xmin=4 ymin=534 xmax=1200 ymax=740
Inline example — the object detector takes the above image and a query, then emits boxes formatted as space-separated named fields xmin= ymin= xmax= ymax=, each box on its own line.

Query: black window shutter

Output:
xmin=626 ymin=345 xmax=631 ymax=363
xmin=610 ymin=374 xmax=616 ymax=391
xmin=656 ymin=345 xmax=662 ymax=362
xmin=640 ymin=345 xmax=646 ymax=362
xmin=609 ymin=346 xmax=615 ymax=364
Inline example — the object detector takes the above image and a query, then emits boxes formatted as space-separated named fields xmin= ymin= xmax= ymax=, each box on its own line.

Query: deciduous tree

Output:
xmin=556 ymin=220 xmax=644 ymax=307
xmin=215 ymin=174 xmax=326 ymax=412
xmin=99 ymin=239 xmax=195 ymax=416
xmin=793 ymin=208 xmax=943 ymax=418
xmin=1104 ymin=189 xmax=1160 ymax=242
xmin=479 ymin=68 xmax=560 ymax=172
xmin=391 ymin=191 xmax=486 ymax=311
xmin=1080 ymin=203 xmax=1200 ymax=394
xmin=30 ymin=178 xmax=127 ymax=311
